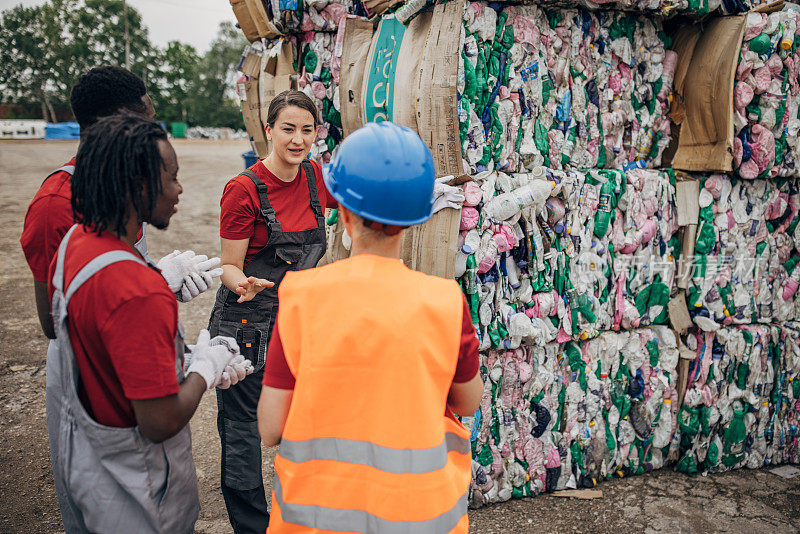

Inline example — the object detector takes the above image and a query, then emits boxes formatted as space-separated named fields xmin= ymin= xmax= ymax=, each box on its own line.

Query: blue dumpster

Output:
xmin=242 ymin=150 xmax=259 ymax=169
xmin=45 ymin=122 xmax=80 ymax=139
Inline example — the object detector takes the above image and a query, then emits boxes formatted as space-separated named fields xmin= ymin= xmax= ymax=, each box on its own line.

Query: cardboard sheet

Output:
xmin=339 ymin=17 xmax=374 ymax=137
xmin=672 ymin=16 xmax=747 ymax=172
xmin=230 ymin=0 xmax=260 ymax=43
xmin=416 ymin=0 xmax=463 ymax=177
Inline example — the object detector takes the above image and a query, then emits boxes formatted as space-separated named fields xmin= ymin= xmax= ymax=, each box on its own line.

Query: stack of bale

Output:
xmin=231 ymin=0 xmax=375 ymax=159
xmin=394 ymin=0 xmax=778 ymax=24
xmin=227 ymin=0 xmax=800 ymax=510
xmin=666 ymin=3 xmax=800 ymax=477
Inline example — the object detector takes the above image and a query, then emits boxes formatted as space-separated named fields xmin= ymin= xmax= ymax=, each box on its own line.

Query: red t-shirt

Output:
xmin=263 ymin=295 xmax=480 ymax=390
xmin=47 ymin=227 xmax=180 ymax=428
xmin=21 ymin=158 xmax=76 ymax=282
xmin=219 ymin=159 xmax=337 ymax=265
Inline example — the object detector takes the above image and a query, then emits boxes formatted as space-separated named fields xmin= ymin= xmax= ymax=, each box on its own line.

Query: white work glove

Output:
xmin=217 ymin=354 xmax=255 ymax=390
xmin=433 ymin=176 xmax=466 ymax=214
xmin=157 ymin=250 xmax=224 ymax=302
xmin=185 ymin=330 xmax=241 ymax=390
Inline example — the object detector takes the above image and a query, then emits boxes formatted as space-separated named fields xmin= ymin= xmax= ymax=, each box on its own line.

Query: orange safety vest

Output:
xmin=268 ymin=254 xmax=471 ymax=533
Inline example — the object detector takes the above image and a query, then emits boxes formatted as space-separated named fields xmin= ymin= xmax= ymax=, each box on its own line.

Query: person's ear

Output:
xmin=265 ymin=123 xmax=273 ymax=142
xmin=340 ymin=206 xmax=355 ymax=236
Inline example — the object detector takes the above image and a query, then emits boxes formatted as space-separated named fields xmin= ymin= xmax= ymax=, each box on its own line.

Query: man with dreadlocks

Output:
xmin=46 ymin=113 xmax=253 ymax=533
xmin=21 ymin=66 xmax=221 ymax=340
xmin=21 ymin=66 xmax=225 ymax=531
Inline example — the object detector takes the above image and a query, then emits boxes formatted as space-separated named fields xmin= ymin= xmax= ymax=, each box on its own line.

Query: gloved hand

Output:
xmin=217 ymin=354 xmax=255 ymax=389
xmin=185 ymin=329 xmax=240 ymax=390
xmin=157 ymin=250 xmax=224 ymax=302
xmin=433 ymin=175 xmax=466 ymax=214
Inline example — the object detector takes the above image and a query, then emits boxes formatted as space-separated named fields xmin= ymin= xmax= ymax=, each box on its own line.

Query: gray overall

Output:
xmin=47 ymin=225 xmax=200 ymax=533
xmin=208 ymin=161 xmax=326 ymax=534
xmin=40 ymin=165 xmax=152 ymax=532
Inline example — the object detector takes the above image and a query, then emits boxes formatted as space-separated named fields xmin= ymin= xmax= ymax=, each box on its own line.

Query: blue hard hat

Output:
xmin=323 ymin=121 xmax=435 ymax=226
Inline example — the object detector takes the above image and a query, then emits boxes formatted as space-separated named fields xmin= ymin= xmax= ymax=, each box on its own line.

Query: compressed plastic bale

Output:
xmin=609 ymin=168 xmax=679 ymax=330
xmin=266 ymin=0 xmax=365 ymax=34
xmin=771 ymin=322 xmax=800 ymax=465
xmin=466 ymin=343 xmax=569 ymax=508
xmin=687 ymin=175 xmax=800 ymax=329
xmin=392 ymin=0 xmax=773 ymax=20
xmin=675 ymin=325 xmax=793 ymax=474
xmin=294 ymin=31 xmax=344 ymax=163
xmin=457 ymin=166 xmax=678 ymax=346
xmin=457 ymin=3 xmax=673 ymax=174
xmin=564 ymin=327 xmax=680 ymax=486
xmin=467 ymin=326 xmax=681 ymax=507
xmin=734 ymin=8 xmax=800 ymax=180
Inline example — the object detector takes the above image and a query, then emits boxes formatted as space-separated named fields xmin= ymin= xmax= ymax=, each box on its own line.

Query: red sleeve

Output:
xmin=100 ymin=293 xmax=180 ymax=400
xmin=311 ymin=160 xmax=338 ymax=209
xmin=21 ymin=195 xmax=75 ymax=282
xmin=263 ymin=315 xmax=296 ymax=390
xmin=453 ymin=295 xmax=480 ymax=383
xmin=220 ymin=178 xmax=259 ymax=240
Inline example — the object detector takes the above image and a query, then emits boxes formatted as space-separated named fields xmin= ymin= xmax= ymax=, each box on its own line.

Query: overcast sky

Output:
xmin=0 ymin=0 xmax=236 ymax=52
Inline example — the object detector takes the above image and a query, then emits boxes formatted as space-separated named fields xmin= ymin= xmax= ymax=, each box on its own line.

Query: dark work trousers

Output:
xmin=208 ymin=162 xmax=326 ymax=534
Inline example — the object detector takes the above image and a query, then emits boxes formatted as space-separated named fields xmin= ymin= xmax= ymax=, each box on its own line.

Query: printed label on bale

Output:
xmin=362 ymin=15 xmax=406 ymax=123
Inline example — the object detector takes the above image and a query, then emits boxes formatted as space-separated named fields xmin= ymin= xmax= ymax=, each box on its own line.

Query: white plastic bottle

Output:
xmin=483 ymin=180 xmax=553 ymax=221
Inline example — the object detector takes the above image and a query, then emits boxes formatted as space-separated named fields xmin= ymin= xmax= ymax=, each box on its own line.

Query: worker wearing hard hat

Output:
xmin=257 ymin=121 xmax=484 ymax=533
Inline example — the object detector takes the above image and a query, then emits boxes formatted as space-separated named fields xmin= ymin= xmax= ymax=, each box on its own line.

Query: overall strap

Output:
xmin=302 ymin=159 xmax=325 ymax=228
xmin=242 ymin=169 xmax=282 ymax=233
xmin=64 ymin=250 xmax=146 ymax=307
xmin=53 ymin=225 xmax=79 ymax=292
xmin=41 ymin=164 xmax=75 ymax=186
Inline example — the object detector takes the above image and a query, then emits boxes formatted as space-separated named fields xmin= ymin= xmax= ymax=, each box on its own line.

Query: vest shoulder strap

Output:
xmin=241 ymin=169 xmax=282 ymax=232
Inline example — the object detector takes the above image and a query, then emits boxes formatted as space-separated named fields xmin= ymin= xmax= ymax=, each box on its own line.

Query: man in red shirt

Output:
xmin=21 ymin=66 xmax=219 ymax=339
xmin=47 ymin=113 xmax=251 ymax=532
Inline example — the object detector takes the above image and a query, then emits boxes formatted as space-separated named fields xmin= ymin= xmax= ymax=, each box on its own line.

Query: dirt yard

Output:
xmin=1 ymin=139 xmax=799 ymax=533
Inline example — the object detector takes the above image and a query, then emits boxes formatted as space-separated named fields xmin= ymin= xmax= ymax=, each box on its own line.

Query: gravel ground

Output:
xmin=0 ymin=139 xmax=798 ymax=533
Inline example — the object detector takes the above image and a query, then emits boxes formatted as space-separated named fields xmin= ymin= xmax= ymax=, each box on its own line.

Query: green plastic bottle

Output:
xmin=721 ymin=407 xmax=747 ymax=467
xmin=589 ymin=171 xmax=619 ymax=239
xmin=749 ymin=33 xmax=772 ymax=55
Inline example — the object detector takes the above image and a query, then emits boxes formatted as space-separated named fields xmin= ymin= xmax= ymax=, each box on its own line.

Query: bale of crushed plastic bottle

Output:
xmin=456 ymin=166 xmax=678 ymax=345
xmin=686 ymin=175 xmax=800 ymax=329
xmin=458 ymin=3 xmax=674 ymax=174
xmin=467 ymin=326 xmax=680 ymax=508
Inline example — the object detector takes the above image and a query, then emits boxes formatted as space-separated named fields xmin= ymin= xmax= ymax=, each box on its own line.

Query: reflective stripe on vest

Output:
xmin=279 ymin=432 xmax=469 ymax=474
xmin=274 ymin=475 xmax=468 ymax=534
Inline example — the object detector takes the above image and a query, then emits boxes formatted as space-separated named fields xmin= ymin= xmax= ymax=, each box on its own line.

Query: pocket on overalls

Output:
xmin=221 ymin=418 xmax=263 ymax=491
xmin=274 ymin=247 xmax=304 ymax=266
xmin=215 ymin=319 xmax=271 ymax=371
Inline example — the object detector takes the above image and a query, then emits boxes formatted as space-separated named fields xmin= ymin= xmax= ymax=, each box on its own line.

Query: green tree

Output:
xmin=48 ymin=0 xmax=152 ymax=97
xmin=0 ymin=0 xmax=152 ymax=119
xmin=150 ymin=41 xmax=200 ymax=124
xmin=0 ymin=4 xmax=59 ymax=120
xmin=185 ymin=21 xmax=247 ymax=129
xmin=1 ymin=1 xmax=247 ymax=128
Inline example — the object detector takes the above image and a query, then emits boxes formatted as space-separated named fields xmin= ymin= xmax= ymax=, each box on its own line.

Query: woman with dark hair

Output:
xmin=209 ymin=89 xmax=337 ymax=533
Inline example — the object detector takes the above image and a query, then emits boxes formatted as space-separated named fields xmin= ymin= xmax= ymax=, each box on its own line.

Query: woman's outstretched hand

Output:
xmin=235 ymin=276 xmax=274 ymax=303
